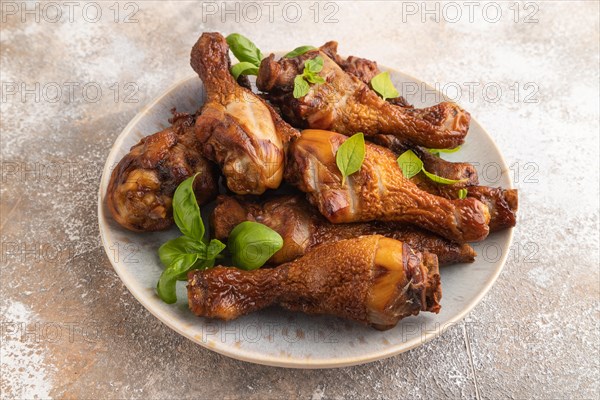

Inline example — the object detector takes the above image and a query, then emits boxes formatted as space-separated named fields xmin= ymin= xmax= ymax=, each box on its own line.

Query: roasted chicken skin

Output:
xmin=106 ymin=112 xmax=218 ymax=232
xmin=319 ymin=41 xmax=381 ymax=84
xmin=187 ymin=235 xmax=441 ymax=330
xmin=190 ymin=32 xmax=298 ymax=194
xmin=285 ymin=130 xmax=491 ymax=243
xmin=319 ymin=41 xmax=413 ymax=108
xmin=409 ymin=175 xmax=518 ymax=232
xmin=371 ymin=134 xmax=479 ymax=184
xmin=372 ymin=135 xmax=518 ymax=231
xmin=212 ymin=195 xmax=476 ymax=266
xmin=257 ymin=49 xmax=470 ymax=149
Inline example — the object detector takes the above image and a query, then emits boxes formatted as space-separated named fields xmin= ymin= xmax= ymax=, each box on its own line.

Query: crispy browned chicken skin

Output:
xmin=371 ymin=134 xmax=479 ymax=184
xmin=106 ymin=112 xmax=218 ymax=232
xmin=285 ymin=130 xmax=491 ymax=243
xmin=319 ymin=41 xmax=381 ymax=84
xmin=212 ymin=195 xmax=476 ymax=266
xmin=409 ymin=175 xmax=518 ymax=232
xmin=372 ymin=135 xmax=518 ymax=231
xmin=188 ymin=235 xmax=441 ymax=330
xmin=257 ymin=49 xmax=470 ymax=149
xmin=190 ymin=32 xmax=298 ymax=194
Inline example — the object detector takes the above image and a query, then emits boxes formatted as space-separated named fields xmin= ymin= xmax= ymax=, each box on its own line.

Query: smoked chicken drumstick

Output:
xmin=190 ymin=32 xmax=298 ymax=194
xmin=372 ymin=134 xmax=518 ymax=232
xmin=212 ymin=195 xmax=476 ymax=266
xmin=285 ymin=130 xmax=491 ymax=243
xmin=256 ymin=49 xmax=470 ymax=149
xmin=188 ymin=235 xmax=441 ymax=330
xmin=106 ymin=111 xmax=218 ymax=232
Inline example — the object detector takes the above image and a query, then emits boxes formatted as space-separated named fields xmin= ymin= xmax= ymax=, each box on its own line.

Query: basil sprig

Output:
xmin=458 ymin=188 xmax=468 ymax=199
xmin=336 ymin=133 xmax=366 ymax=185
xmin=230 ymin=62 xmax=259 ymax=80
xmin=397 ymin=150 xmax=423 ymax=179
xmin=397 ymin=150 xmax=466 ymax=185
xmin=226 ymin=33 xmax=263 ymax=65
xmin=226 ymin=33 xmax=263 ymax=80
xmin=172 ymin=173 xmax=205 ymax=240
xmin=284 ymin=45 xmax=316 ymax=58
xmin=293 ymin=56 xmax=326 ymax=98
xmin=370 ymin=71 xmax=399 ymax=101
xmin=228 ymin=221 xmax=283 ymax=270
xmin=428 ymin=146 xmax=462 ymax=157
xmin=156 ymin=173 xmax=225 ymax=304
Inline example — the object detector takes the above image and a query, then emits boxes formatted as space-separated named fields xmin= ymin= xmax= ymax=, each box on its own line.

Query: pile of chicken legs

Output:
xmin=106 ymin=32 xmax=518 ymax=330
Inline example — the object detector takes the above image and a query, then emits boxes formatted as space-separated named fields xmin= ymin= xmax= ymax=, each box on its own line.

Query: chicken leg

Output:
xmin=257 ymin=49 xmax=470 ymax=149
xmin=187 ymin=235 xmax=441 ymax=330
xmin=190 ymin=32 xmax=298 ymax=194
xmin=106 ymin=111 xmax=218 ymax=232
xmin=370 ymin=134 xmax=518 ymax=231
xmin=212 ymin=195 xmax=476 ymax=266
xmin=285 ymin=130 xmax=491 ymax=243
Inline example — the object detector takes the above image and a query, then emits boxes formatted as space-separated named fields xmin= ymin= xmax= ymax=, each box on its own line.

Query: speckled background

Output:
xmin=1 ymin=1 xmax=598 ymax=399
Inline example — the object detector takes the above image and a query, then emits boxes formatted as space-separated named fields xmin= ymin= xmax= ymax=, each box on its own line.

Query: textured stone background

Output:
xmin=1 ymin=1 xmax=599 ymax=399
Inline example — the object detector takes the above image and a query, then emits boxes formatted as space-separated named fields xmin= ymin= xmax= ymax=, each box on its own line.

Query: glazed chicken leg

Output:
xmin=371 ymin=135 xmax=518 ymax=231
xmin=371 ymin=134 xmax=479 ymax=184
xmin=188 ymin=235 xmax=441 ymax=330
xmin=212 ymin=195 xmax=476 ymax=266
xmin=106 ymin=111 xmax=218 ymax=231
xmin=318 ymin=41 xmax=381 ymax=84
xmin=257 ymin=49 xmax=470 ymax=149
xmin=285 ymin=130 xmax=491 ymax=243
xmin=410 ymin=175 xmax=518 ymax=232
xmin=191 ymin=32 xmax=298 ymax=194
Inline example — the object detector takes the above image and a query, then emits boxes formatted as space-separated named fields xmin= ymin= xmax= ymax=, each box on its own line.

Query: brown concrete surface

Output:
xmin=1 ymin=1 xmax=599 ymax=399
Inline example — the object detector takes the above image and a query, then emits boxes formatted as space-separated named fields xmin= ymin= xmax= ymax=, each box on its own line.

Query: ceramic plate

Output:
xmin=98 ymin=67 xmax=514 ymax=368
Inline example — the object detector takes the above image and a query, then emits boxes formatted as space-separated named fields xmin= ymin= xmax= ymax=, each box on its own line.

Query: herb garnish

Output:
xmin=156 ymin=173 xmax=225 ymax=304
xmin=293 ymin=56 xmax=326 ymax=98
xmin=397 ymin=150 xmax=466 ymax=185
xmin=230 ymin=62 xmax=259 ymax=80
xmin=226 ymin=33 xmax=263 ymax=79
xmin=157 ymin=174 xmax=285 ymax=302
xmin=284 ymin=45 xmax=316 ymax=58
xmin=228 ymin=221 xmax=283 ymax=270
xmin=427 ymin=146 xmax=462 ymax=157
xmin=370 ymin=71 xmax=399 ymax=101
xmin=336 ymin=133 xmax=366 ymax=185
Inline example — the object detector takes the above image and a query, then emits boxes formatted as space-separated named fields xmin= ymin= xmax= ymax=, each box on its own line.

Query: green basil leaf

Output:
xmin=206 ymin=239 xmax=226 ymax=260
xmin=226 ymin=33 xmax=263 ymax=66
xmin=458 ymin=188 xmax=468 ymax=199
xmin=284 ymin=45 xmax=317 ymax=58
xmin=293 ymin=56 xmax=325 ymax=98
xmin=194 ymin=258 xmax=216 ymax=270
xmin=158 ymin=236 xmax=206 ymax=268
xmin=397 ymin=149 xmax=466 ymax=185
xmin=336 ymin=132 xmax=366 ymax=185
xmin=397 ymin=150 xmax=423 ymax=179
xmin=293 ymin=75 xmax=310 ymax=98
xmin=228 ymin=221 xmax=283 ymax=270
xmin=158 ymin=238 xmax=225 ymax=298
xmin=427 ymin=146 xmax=462 ymax=154
xmin=305 ymin=73 xmax=325 ymax=84
xmin=177 ymin=257 xmax=216 ymax=281
xmin=172 ymin=173 xmax=204 ymax=241
xmin=422 ymin=169 xmax=466 ymax=185
xmin=230 ymin=62 xmax=259 ymax=79
xmin=304 ymin=56 xmax=324 ymax=73
xmin=157 ymin=252 xmax=199 ymax=304
xmin=370 ymin=71 xmax=399 ymax=101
